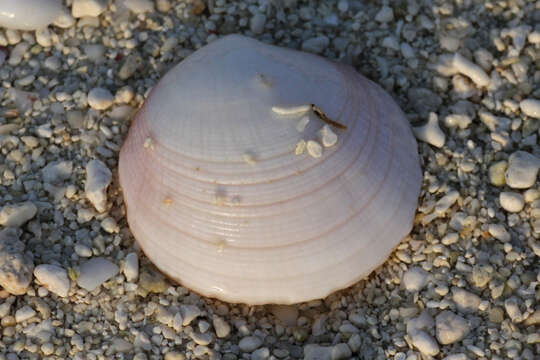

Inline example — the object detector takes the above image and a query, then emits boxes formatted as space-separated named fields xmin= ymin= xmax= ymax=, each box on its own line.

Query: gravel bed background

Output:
xmin=0 ymin=0 xmax=539 ymax=359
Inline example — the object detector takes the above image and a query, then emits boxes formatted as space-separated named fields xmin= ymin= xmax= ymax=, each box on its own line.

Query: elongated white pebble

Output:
xmin=296 ymin=116 xmax=310 ymax=132
xmin=306 ymin=140 xmax=323 ymax=158
xmin=519 ymin=99 xmax=540 ymax=119
xmin=452 ymin=53 xmax=490 ymax=87
xmin=272 ymin=104 xmax=311 ymax=116
xmin=413 ymin=112 xmax=445 ymax=148
xmin=0 ymin=0 xmax=63 ymax=30
xmin=319 ymin=125 xmax=338 ymax=147
xmin=295 ymin=139 xmax=307 ymax=155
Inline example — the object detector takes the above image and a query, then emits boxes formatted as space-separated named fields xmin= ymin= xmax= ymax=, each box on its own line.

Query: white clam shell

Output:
xmin=119 ymin=35 xmax=422 ymax=305
xmin=0 ymin=0 xmax=63 ymax=31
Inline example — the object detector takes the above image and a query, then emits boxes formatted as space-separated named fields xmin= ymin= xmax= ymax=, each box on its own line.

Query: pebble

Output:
xmin=519 ymin=98 xmax=540 ymax=119
xmin=302 ymin=36 xmax=329 ymax=53
xmin=435 ymin=311 xmax=469 ymax=344
xmin=410 ymin=330 xmax=439 ymax=356
xmin=488 ymin=223 xmax=511 ymax=242
xmin=270 ymin=305 xmax=299 ymax=327
xmin=33 ymin=264 xmax=70 ymax=297
xmin=412 ymin=112 xmax=445 ymax=148
xmin=101 ymin=217 xmax=119 ymax=233
xmin=72 ymin=0 xmax=108 ymax=18
xmin=87 ymin=88 xmax=114 ymax=110
xmin=499 ymin=192 xmax=525 ymax=212
xmin=505 ymin=151 xmax=540 ymax=189
xmin=15 ymin=305 xmax=36 ymax=323
xmin=488 ymin=160 xmax=507 ymax=186
xmin=0 ymin=201 xmax=37 ymax=227
xmin=123 ymin=0 xmax=154 ymax=13
xmin=0 ymin=228 xmax=34 ymax=295
xmin=375 ymin=6 xmax=394 ymax=22
xmin=402 ymin=267 xmax=430 ymax=292
xmin=303 ymin=344 xmax=331 ymax=360
xmin=251 ymin=347 xmax=270 ymax=360
xmin=213 ymin=316 xmax=231 ymax=338
xmin=250 ymin=13 xmax=266 ymax=34
xmin=85 ymin=159 xmax=112 ymax=213
xmin=504 ymin=297 xmax=522 ymax=322
xmin=452 ymin=288 xmax=481 ymax=312
xmin=123 ymin=252 xmax=139 ymax=282
xmin=452 ymin=53 xmax=490 ymax=87
xmin=42 ymin=161 xmax=73 ymax=184
xmin=238 ymin=336 xmax=263 ymax=352
xmin=76 ymin=257 xmax=119 ymax=291
xmin=441 ymin=355 xmax=468 ymax=360
xmin=74 ymin=243 xmax=92 ymax=257
xmin=180 ymin=304 xmax=201 ymax=326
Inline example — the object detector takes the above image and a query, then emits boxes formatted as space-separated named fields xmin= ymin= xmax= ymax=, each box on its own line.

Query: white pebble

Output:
xmin=306 ymin=140 xmax=323 ymax=158
xmin=0 ymin=0 xmax=63 ymax=31
xmin=123 ymin=0 xmax=154 ymax=13
xmin=35 ymin=28 xmax=52 ymax=47
xmin=213 ymin=317 xmax=231 ymax=338
xmin=319 ymin=125 xmax=338 ymax=147
xmin=101 ymin=217 xmax=119 ymax=233
xmin=85 ymin=159 xmax=112 ymax=213
xmin=499 ymin=192 xmax=525 ymax=213
xmin=15 ymin=305 xmax=36 ymax=323
xmin=239 ymin=336 xmax=263 ymax=352
xmin=0 ymin=202 xmax=37 ymax=227
xmin=505 ymin=151 xmax=540 ymax=189
xmin=436 ymin=311 xmax=469 ymax=344
xmin=488 ymin=223 xmax=511 ymax=242
xmin=452 ymin=287 xmax=481 ymax=312
xmin=410 ymin=330 xmax=439 ymax=356
xmin=72 ymin=0 xmax=108 ymax=18
xmin=452 ymin=53 xmax=490 ymax=87
xmin=77 ymin=257 xmax=119 ymax=291
xmin=42 ymin=161 xmax=73 ymax=184
xmin=402 ymin=267 xmax=429 ymax=292
xmin=88 ymin=88 xmax=114 ymax=110
xmin=123 ymin=252 xmax=139 ymax=282
xmin=504 ymin=297 xmax=522 ymax=322
xmin=33 ymin=264 xmax=70 ymax=297
xmin=519 ymin=98 xmax=540 ymax=119
xmin=412 ymin=112 xmax=445 ymax=148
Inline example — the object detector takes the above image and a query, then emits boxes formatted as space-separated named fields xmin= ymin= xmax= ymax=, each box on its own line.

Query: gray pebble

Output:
xmin=0 ymin=228 xmax=34 ymax=295
xmin=505 ymin=151 xmax=540 ymax=189
xmin=238 ymin=336 xmax=263 ymax=352
xmin=436 ymin=311 xmax=469 ymax=344
xmin=77 ymin=257 xmax=119 ymax=291
xmin=87 ymin=88 xmax=114 ymax=110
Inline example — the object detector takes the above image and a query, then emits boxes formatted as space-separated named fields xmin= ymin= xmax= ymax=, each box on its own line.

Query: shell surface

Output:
xmin=119 ymin=35 xmax=422 ymax=305
xmin=0 ymin=0 xmax=63 ymax=30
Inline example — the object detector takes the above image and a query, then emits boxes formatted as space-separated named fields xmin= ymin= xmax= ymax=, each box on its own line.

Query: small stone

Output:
xmin=302 ymin=36 xmax=329 ymax=54
xmin=238 ymin=336 xmax=263 ymax=352
xmin=0 ymin=202 xmax=37 ymax=227
xmin=88 ymin=88 xmax=114 ymax=110
xmin=74 ymin=243 xmax=92 ymax=257
xmin=123 ymin=0 xmax=154 ymax=13
xmin=156 ymin=0 xmax=171 ymax=12
xmin=181 ymin=304 xmax=201 ymax=326
xmin=164 ymin=352 xmax=185 ymax=360
xmin=270 ymin=305 xmax=299 ymax=327
xmin=435 ymin=311 xmax=469 ymax=344
xmin=304 ymin=344 xmax=332 ymax=360
xmin=72 ymin=0 xmax=108 ymax=18
xmin=76 ymin=257 xmax=119 ymax=291
xmin=33 ymin=264 xmax=70 ymax=297
xmin=402 ymin=267 xmax=430 ymax=292
xmin=504 ymin=297 xmax=522 ymax=322
xmin=41 ymin=343 xmax=54 ymax=355
xmin=42 ymin=161 xmax=73 ymax=184
xmin=331 ymin=343 xmax=352 ymax=360
xmin=252 ymin=347 xmax=270 ymax=360
xmin=0 ymin=229 xmax=34 ymax=295
xmin=213 ymin=316 xmax=231 ymax=338
xmin=452 ymin=288 xmax=481 ymax=312
xmin=505 ymin=151 xmax=540 ymax=189
xmin=15 ymin=305 xmax=36 ymax=322
xmin=499 ymin=192 xmax=525 ymax=212
xmin=375 ymin=6 xmax=394 ymax=22
xmin=250 ymin=13 xmax=266 ymax=34
xmin=119 ymin=55 xmax=142 ymax=80
xmin=488 ymin=161 xmax=507 ymax=186
xmin=407 ymin=311 xmax=434 ymax=335
xmin=441 ymin=355 xmax=468 ymax=360
xmin=488 ymin=307 xmax=505 ymax=323
xmin=139 ymin=269 xmax=168 ymax=293
xmin=410 ymin=330 xmax=439 ymax=356
xmin=520 ymin=98 xmax=540 ymax=119
xmin=85 ymin=159 xmax=112 ymax=213
xmin=123 ymin=253 xmax=139 ymax=282
xmin=471 ymin=265 xmax=492 ymax=288
xmin=101 ymin=217 xmax=119 ymax=233
xmin=407 ymin=88 xmax=442 ymax=116
xmin=412 ymin=112 xmax=445 ymax=148
xmin=488 ymin=223 xmax=510 ymax=242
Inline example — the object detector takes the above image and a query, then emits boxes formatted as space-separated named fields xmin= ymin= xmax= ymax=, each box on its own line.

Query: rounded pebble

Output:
xmin=33 ymin=264 xmax=70 ymax=297
xmin=87 ymin=87 xmax=114 ymax=110
xmin=499 ymin=191 xmax=525 ymax=212
xmin=505 ymin=151 xmax=540 ymax=189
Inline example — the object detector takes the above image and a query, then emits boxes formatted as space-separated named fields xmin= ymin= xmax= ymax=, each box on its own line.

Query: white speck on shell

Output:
xmin=243 ymin=153 xmax=257 ymax=166
xmin=319 ymin=125 xmax=338 ymax=147
xmin=306 ymin=140 xmax=323 ymax=158
xmin=271 ymin=104 xmax=311 ymax=116
xmin=295 ymin=140 xmax=307 ymax=155
xmin=143 ymin=137 xmax=155 ymax=150
xmin=296 ymin=116 xmax=310 ymax=132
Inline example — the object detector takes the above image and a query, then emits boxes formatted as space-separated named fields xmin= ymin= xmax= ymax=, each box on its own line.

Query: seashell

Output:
xmin=0 ymin=0 xmax=63 ymax=30
xmin=119 ymin=35 xmax=422 ymax=305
